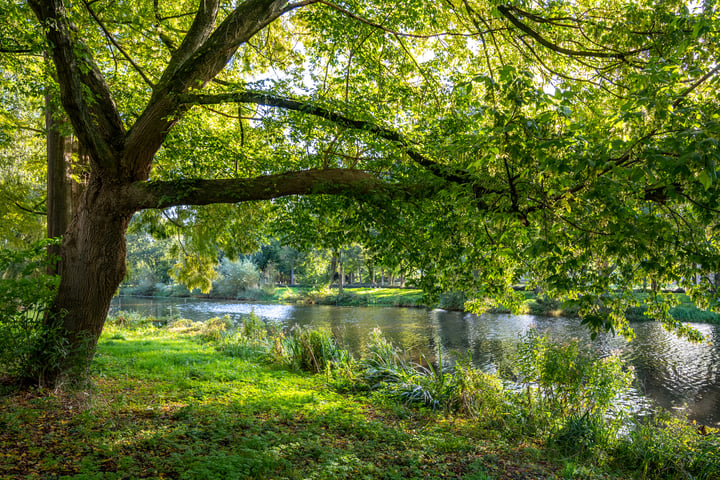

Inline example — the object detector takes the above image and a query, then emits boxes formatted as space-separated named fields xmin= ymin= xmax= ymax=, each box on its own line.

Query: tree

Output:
xmin=2 ymin=0 xmax=718 ymax=385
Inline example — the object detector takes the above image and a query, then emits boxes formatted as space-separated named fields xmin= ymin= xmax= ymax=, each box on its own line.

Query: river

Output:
xmin=110 ymin=296 xmax=720 ymax=426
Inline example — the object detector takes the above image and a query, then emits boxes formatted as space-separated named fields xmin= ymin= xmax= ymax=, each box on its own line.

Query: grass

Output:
xmin=272 ymin=286 xmax=426 ymax=308
xmin=0 ymin=323 xmax=561 ymax=479
xmin=3 ymin=315 xmax=718 ymax=479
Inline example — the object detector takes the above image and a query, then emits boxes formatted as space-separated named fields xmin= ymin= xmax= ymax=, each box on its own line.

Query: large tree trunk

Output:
xmin=42 ymin=177 xmax=133 ymax=386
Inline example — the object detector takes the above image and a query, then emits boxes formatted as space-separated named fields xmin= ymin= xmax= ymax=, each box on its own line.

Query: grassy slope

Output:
xmin=0 ymin=327 xmax=571 ymax=480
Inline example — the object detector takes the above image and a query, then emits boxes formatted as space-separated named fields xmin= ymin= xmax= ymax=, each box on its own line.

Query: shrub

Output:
xmin=198 ymin=316 xmax=232 ymax=342
xmin=240 ymin=310 xmax=266 ymax=341
xmin=212 ymin=258 xmax=261 ymax=298
xmin=438 ymin=291 xmax=465 ymax=310
xmin=447 ymin=362 xmax=506 ymax=420
xmin=550 ymin=412 xmax=609 ymax=458
xmin=514 ymin=330 xmax=634 ymax=418
xmin=0 ymin=240 xmax=74 ymax=384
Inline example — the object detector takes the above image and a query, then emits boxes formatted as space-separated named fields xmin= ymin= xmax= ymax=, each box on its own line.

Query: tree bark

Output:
xmin=45 ymin=92 xmax=72 ymax=275
xmin=339 ymin=250 xmax=344 ymax=294
xmin=42 ymin=177 xmax=133 ymax=385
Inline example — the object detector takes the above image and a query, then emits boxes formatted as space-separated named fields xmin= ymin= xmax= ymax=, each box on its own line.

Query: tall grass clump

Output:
xmin=360 ymin=328 xmax=412 ymax=386
xmin=278 ymin=326 xmax=351 ymax=374
xmin=106 ymin=311 xmax=164 ymax=330
xmin=216 ymin=310 xmax=270 ymax=359
xmin=446 ymin=360 xmax=507 ymax=421
xmin=611 ymin=414 xmax=720 ymax=479
xmin=360 ymin=331 xmax=492 ymax=412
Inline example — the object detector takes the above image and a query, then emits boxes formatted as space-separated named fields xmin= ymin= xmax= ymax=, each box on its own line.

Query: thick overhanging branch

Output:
xmin=126 ymin=168 xmax=395 ymax=210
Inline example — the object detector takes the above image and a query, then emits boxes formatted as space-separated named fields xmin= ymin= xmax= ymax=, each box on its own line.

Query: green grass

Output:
xmin=274 ymin=286 xmax=426 ymax=308
xmin=2 ymin=319 xmax=718 ymax=479
xmin=0 ymin=325 xmax=559 ymax=479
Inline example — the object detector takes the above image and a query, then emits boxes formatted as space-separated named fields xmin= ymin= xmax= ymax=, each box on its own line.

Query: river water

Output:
xmin=110 ymin=296 xmax=720 ymax=426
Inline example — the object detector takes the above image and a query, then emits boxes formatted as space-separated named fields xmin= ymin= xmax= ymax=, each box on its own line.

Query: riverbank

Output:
xmin=119 ymin=284 xmax=720 ymax=324
xmin=2 ymin=316 xmax=717 ymax=479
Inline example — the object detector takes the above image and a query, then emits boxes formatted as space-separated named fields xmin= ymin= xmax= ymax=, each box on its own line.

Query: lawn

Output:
xmin=0 ymin=326 xmax=556 ymax=479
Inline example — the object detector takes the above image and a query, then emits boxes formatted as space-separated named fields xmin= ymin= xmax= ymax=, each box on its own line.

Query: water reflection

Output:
xmin=110 ymin=296 xmax=720 ymax=425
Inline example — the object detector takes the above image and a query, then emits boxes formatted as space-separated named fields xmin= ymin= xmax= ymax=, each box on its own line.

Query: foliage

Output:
xmin=437 ymin=291 xmax=466 ymax=311
xmin=0 ymin=323 xmax=569 ymax=480
xmin=278 ymin=326 xmax=352 ymax=374
xmin=5 ymin=317 xmax=713 ymax=479
xmin=514 ymin=330 xmax=634 ymax=418
xmin=611 ymin=414 xmax=720 ymax=479
xmin=360 ymin=328 xmax=413 ymax=387
xmin=215 ymin=310 xmax=271 ymax=359
xmin=3 ymin=0 xmax=720 ymax=386
xmin=549 ymin=412 xmax=610 ymax=459
xmin=446 ymin=361 xmax=506 ymax=420
xmin=212 ymin=258 xmax=261 ymax=298
xmin=0 ymin=240 xmax=71 ymax=384
xmin=106 ymin=312 xmax=164 ymax=330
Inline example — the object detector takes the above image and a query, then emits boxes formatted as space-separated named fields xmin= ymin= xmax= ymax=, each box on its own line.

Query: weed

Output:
xmin=279 ymin=326 xmax=351 ymax=374
xmin=198 ymin=315 xmax=232 ymax=342
xmin=611 ymin=413 xmax=720 ymax=479
xmin=550 ymin=412 xmax=609 ymax=458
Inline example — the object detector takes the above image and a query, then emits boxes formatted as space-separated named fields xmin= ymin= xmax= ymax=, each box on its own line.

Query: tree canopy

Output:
xmin=1 ymin=0 xmax=719 ymax=383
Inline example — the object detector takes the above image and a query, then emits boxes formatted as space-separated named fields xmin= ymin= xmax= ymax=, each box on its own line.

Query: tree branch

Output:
xmin=82 ymin=0 xmax=154 ymax=87
xmin=14 ymin=200 xmax=46 ymax=216
xmin=178 ymin=90 xmax=480 ymax=186
xmin=125 ymin=0 xmax=291 ymax=181
xmin=497 ymin=4 xmax=643 ymax=60
xmin=126 ymin=168 xmax=393 ymax=209
xmin=314 ymin=0 xmax=480 ymax=39
xmin=673 ymin=64 xmax=720 ymax=108
xmin=157 ymin=0 xmax=221 ymax=87
xmin=28 ymin=0 xmax=125 ymax=172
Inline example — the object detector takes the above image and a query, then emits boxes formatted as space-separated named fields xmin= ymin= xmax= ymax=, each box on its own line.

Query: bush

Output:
xmin=0 ymin=240 xmax=78 ymax=385
xmin=438 ymin=291 xmax=465 ymax=310
xmin=447 ymin=362 xmax=506 ymax=420
xmin=514 ymin=330 xmax=634 ymax=418
xmin=212 ymin=258 xmax=261 ymax=298
xmin=198 ymin=316 xmax=232 ymax=342
xmin=550 ymin=412 xmax=609 ymax=458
